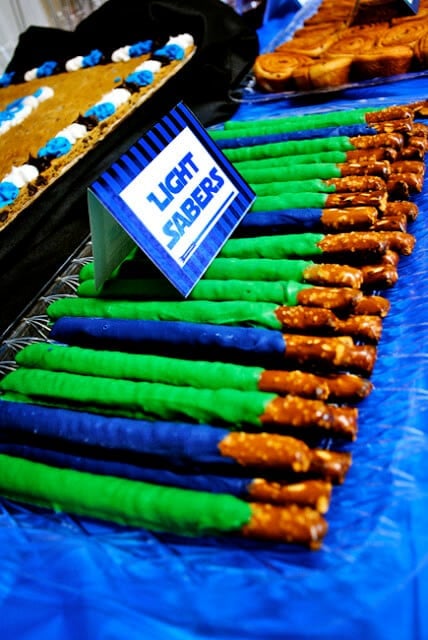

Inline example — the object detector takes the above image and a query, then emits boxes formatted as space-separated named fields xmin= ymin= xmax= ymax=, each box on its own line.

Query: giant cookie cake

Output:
xmin=0 ymin=33 xmax=195 ymax=232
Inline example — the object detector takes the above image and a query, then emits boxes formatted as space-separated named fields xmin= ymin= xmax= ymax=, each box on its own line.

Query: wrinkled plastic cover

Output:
xmin=1 ymin=14 xmax=428 ymax=640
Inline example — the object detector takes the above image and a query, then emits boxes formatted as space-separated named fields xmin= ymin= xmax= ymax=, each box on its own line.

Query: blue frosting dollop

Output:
xmin=36 ymin=61 xmax=57 ymax=78
xmin=154 ymin=43 xmax=184 ymax=60
xmin=0 ymin=71 xmax=15 ymax=88
xmin=129 ymin=40 xmax=153 ymax=57
xmin=38 ymin=136 xmax=72 ymax=159
xmin=82 ymin=49 xmax=103 ymax=68
xmin=126 ymin=70 xmax=154 ymax=87
xmin=84 ymin=102 xmax=116 ymax=121
xmin=0 ymin=182 xmax=20 ymax=207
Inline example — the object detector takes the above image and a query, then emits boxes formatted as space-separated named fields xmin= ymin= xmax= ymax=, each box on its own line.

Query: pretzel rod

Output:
xmin=216 ymin=105 xmax=411 ymax=135
xmin=0 ymin=368 xmax=358 ymax=438
xmin=238 ymin=207 xmax=381 ymax=235
xmin=232 ymin=148 xmax=394 ymax=172
xmin=50 ymin=317 xmax=379 ymax=376
xmin=385 ymin=201 xmax=419 ymax=221
xmin=275 ymin=306 xmax=382 ymax=342
xmin=75 ymin=277 xmax=364 ymax=311
xmin=212 ymin=123 xmax=378 ymax=149
xmin=222 ymin=132 xmax=406 ymax=165
xmin=0 ymin=453 xmax=328 ymax=547
xmin=216 ymin=121 xmax=411 ymax=150
xmin=0 ymin=400 xmax=353 ymax=477
xmin=308 ymin=449 xmax=352 ymax=484
xmin=220 ymin=231 xmax=415 ymax=260
xmin=15 ymin=342 xmax=374 ymax=399
xmin=371 ymin=215 xmax=407 ymax=234
xmin=251 ymin=175 xmax=386 ymax=196
xmin=223 ymin=136 xmax=356 ymax=164
xmin=79 ymin=254 xmax=365 ymax=290
xmin=235 ymin=162 xmax=381 ymax=184
xmin=74 ymin=277 xmax=363 ymax=310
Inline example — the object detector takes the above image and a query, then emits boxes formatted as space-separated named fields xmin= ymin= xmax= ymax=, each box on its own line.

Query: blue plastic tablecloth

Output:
xmin=1 ymin=6 xmax=428 ymax=638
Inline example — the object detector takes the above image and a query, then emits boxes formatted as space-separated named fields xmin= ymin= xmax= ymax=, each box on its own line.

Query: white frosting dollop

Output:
xmin=99 ymin=88 xmax=131 ymax=108
xmin=135 ymin=60 xmax=162 ymax=73
xmin=37 ymin=86 xmax=54 ymax=101
xmin=24 ymin=68 xmax=38 ymax=82
xmin=168 ymin=34 xmax=194 ymax=48
xmin=111 ymin=46 xmax=131 ymax=62
xmin=4 ymin=164 xmax=39 ymax=188
xmin=56 ymin=123 xmax=87 ymax=144
xmin=65 ymin=56 xmax=84 ymax=72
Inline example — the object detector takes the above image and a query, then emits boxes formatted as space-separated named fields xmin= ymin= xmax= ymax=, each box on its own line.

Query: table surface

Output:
xmin=1 ymin=6 xmax=428 ymax=639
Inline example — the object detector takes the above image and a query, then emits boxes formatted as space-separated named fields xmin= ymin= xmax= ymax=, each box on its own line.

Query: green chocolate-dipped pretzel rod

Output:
xmin=212 ymin=104 xmax=411 ymax=138
xmin=0 ymin=454 xmax=328 ymax=547
xmin=215 ymin=106 xmax=386 ymax=135
xmin=75 ymin=276 xmax=365 ymax=314
xmin=78 ymin=255 xmax=365 ymax=290
xmin=223 ymin=136 xmax=355 ymax=163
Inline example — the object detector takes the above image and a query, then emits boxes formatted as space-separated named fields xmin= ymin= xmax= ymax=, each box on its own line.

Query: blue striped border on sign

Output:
xmin=89 ymin=102 xmax=255 ymax=296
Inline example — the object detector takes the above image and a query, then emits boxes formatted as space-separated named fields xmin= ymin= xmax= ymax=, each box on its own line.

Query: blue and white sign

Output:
xmin=88 ymin=102 xmax=255 ymax=296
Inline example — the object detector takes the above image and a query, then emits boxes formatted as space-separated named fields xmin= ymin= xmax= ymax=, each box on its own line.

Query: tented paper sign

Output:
xmin=88 ymin=102 xmax=255 ymax=296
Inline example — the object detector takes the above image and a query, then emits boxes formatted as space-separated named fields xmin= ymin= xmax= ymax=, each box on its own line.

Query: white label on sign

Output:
xmin=120 ymin=127 xmax=238 ymax=265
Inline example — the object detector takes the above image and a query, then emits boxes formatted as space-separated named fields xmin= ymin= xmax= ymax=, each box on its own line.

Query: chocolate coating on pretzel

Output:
xmin=243 ymin=502 xmax=328 ymax=549
xmin=260 ymin=395 xmax=358 ymax=439
xmin=248 ymin=478 xmax=332 ymax=513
